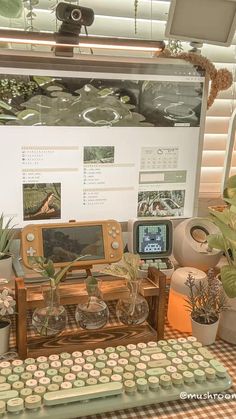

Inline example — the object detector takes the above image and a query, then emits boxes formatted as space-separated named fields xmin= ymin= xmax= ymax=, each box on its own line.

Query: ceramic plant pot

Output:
xmin=0 ymin=255 xmax=12 ymax=281
xmin=0 ymin=319 xmax=11 ymax=355
xmin=218 ymin=295 xmax=236 ymax=345
xmin=191 ymin=317 xmax=219 ymax=346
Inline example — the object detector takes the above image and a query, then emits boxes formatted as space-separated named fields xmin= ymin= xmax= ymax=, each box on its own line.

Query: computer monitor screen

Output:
xmin=138 ymin=224 xmax=168 ymax=254
xmin=42 ymin=225 xmax=105 ymax=263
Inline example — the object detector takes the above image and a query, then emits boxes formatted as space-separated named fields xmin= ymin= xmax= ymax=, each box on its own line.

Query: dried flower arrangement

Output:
xmin=0 ymin=288 xmax=16 ymax=319
xmin=160 ymin=49 xmax=232 ymax=109
xmin=184 ymin=270 xmax=228 ymax=325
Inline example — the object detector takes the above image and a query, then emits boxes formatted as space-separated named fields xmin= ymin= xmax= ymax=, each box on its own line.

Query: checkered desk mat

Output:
xmin=8 ymin=303 xmax=236 ymax=419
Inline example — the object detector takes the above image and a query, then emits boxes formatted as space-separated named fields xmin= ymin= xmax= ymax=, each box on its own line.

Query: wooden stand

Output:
xmin=15 ymin=267 xmax=166 ymax=359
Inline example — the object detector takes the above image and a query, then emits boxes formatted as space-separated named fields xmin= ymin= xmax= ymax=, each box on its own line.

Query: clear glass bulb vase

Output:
xmin=32 ymin=283 xmax=68 ymax=337
xmin=116 ymin=279 xmax=149 ymax=325
xmin=75 ymin=277 xmax=109 ymax=330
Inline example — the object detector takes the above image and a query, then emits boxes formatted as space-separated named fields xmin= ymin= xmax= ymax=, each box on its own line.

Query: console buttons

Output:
xmin=26 ymin=233 xmax=35 ymax=242
xmin=111 ymin=241 xmax=119 ymax=250
xmin=26 ymin=247 xmax=37 ymax=257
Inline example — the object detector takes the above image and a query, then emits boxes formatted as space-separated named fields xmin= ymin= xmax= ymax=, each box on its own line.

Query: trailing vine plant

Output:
xmin=160 ymin=47 xmax=233 ymax=109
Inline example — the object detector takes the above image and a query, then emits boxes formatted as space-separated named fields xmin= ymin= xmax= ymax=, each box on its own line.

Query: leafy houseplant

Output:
xmin=0 ymin=213 xmax=16 ymax=280
xmin=101 ymin=253 xmax=149 ymax=325
xmin=207 ymin=174 xmax=236 ymax=298
xmin=184 ymin=271 xmax=227 ymax=345
xmin=29 ymin=255 xmax=86 ymax=336
xmin=0 ymin=288 xmax=16 ymax=354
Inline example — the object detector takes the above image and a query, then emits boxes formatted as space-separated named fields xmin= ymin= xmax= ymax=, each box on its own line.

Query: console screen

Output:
xmin=42 ymin=225 xmax=105 ymax=262
xmin=138 ymin=224 xmax=167 ymax=254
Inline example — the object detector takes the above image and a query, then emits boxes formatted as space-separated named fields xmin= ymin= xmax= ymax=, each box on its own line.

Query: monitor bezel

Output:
xmin=133 ymin=219 xmax=173 ymax=259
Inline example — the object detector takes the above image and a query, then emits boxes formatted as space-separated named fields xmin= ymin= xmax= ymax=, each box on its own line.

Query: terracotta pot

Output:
xmin=191 ymin=317 xmax=219 ymax=346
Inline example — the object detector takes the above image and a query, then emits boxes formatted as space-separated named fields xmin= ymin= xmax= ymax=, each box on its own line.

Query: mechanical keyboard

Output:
xmin=0 ymin=337 xmax=232 ymax=418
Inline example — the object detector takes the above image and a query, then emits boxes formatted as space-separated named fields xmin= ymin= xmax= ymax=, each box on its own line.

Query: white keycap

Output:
xmin=50 ymin=361 xmax=62 ymax=369
xmin=62 ymin=359 xmax=73 ymax=368
xmin=75 ymin=358 xmax=85 ymax=366
xmin=148 ymin=342 xmax=157 ymax=347
xmin=49 ymin=355 xmax=59 ymax=362
xmin=151 ymin=353 xmax=166 ymax=361
xmin=25 ymin=395 xmax=42 ymax=409
xmin=148 ymin=376 xmax=159 ymax=390
xmin=34 ymin=370 xmax=45 ymax=379
xmin=107 ymin=360 xmax=117 ymax=368
xmin=109 ymin=353 xmax=119 ymax=360
xmin=7 ymin=397 xmax=24 ymax=413
xmin=26 ymin=379 xmax=38 ymax=389
xmin=39 ymin=377 xmax=50 ymax=387
xmin=94 ymin=348 xmax=104 ymax=355
xmin=60 ymin=353 xmax=71 ymax=360
xmin=48 ymin=384 xmax=60 ymax=392
xmin=124 ymin=379 xmax=136 ymax=393
xmin=136 ymin=363 xmax=147 ymax=371
xmin=137 ymin=343 xmax=147 ymax=349
xmin=136 ymin=378 xmax=148 ymax=392
xmin=72 ymin=352 xmax=82 ymax=359
xmin=71 ymin=365 xmax=82 ymax=374
xmin=166 ymin=366 xmax=177 ymax=373
xmin=12 ymin=360 xmax=23 ymax=367
xmin=130 ymin=350 xmax=141 ymax=357
xmin=61 ymin=381 xmax=72 ymax=389
xmin=38 ymin=363 xmax=49 ymax=371
xmin=83 ymin=363 xmax=93 ymax=372
xmin=0 ymin=362 xmax=10 ymax=369
xmin=118 ymin=358 xmax=128 ymax=367
xmin=127 ymin=344 xmax=136 ymax=351
xmin=36 ymin=357 xmax=48 ymax=364
xmin=89 ymin=370 xmax=100 ymax=378
xmin=140 ymin=355 xmax=150 ymax=363
xmin=83 ymin=350 xmax=93 ymax=357
xmin=64 ymin=373 xmax=76 ymax=383
xmin=111 ymin=374 xmax=122 ymax=382
xmin=26 ymin=364 xmax=37 ymax=373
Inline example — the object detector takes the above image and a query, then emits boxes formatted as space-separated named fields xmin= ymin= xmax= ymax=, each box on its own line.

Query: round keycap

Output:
xmin=182 ymin=343 xmax=192 ymax=350
xmin=8 ymin=374 xmax=20 ymax=384
xmin=193 ymin=355 xmax=203 ymax=362
xmin=25 ymin=395 xmax=41 ymax=409
xmin=73 ymin=380 xmax=85 ymax=388
xmin=194 ymin=369 xmax=206 ymax=382
xmin=205 ymin=368 xmax=216 ymax=380
xmin=111 ymin=374 xmax=122 ymax=382
xmin=0 ymin=368 xmax=11 ymax=377
xmin=199 ymin=361 xmax=210 ymax=369
xmin=177 ymin=338 xmax=187 ymax=343
xmin=98 ymin=376 xmax=110 ymax=384
xmin=172 ymin=372 xmax=183 ymax=385
xmin=49 ymin=355 xmax=59 ymax=362
xmin=61 ymin=381 xmax=72 ymax=389
xmin=89 ymin=370 xmax=100 ymax=379
xmin=60 ymin=353 xmax=71 ymax=360
xmin=188 ymin=349 xmax=198 ymax=356
xmin=71 ymin=365 xmax=82 ymax=374
xmin=12 ymin=360 xmax=23 ymax=367
xmin=48 ymin=384 xmax=60 ymax=392
xmin=172 ymin=358 xmax=182 ymax=365
xmin=39 ymin=377 xmax=50 ymax=387
xmin=12 ymin=381 xmax=24 ymax=391
xmin=71 ymin=352 xmax=82 ymax=359
xmin=183 ymin=357 xmax=193 ymax=364
xmin=97 ymin=355 xmax=108 ymax=362
xmin=7 ymin=397 xmax=24 ymax=413
xmin=135 ymin=371 xmax=146 ymax=379
xmin=64 ymin=373 xmax=76 ymax=382
xmin=34 ymin=386 xmax=46 ymax=396
xmin=77 ymin=372 xmax=88 ymax=380
xmin=113 ymin=366 xmax=124 ymax=375
xmin=124 ymin=379 xmax=136 ymax=393
xmin=188 ymin=362 xmax=199 ymax=371
xmin=123 ymin=372 xmax=134 ymax=381
xmin=62 ymin=359 xmax=73 ymax=368
xmin=166 ymin=366 xmax=177 ymax=374
xmin=25 ymin=358 xmax=36 ymax=365
xmin=129 ymin=357 xmax=139 ymax=365
xmin=38 ymin=363 xmax=49 ymax=371
xmin=0 ymin=377 xmax=6 ymax=384
xmin=0 ymin=362 xmax=10 ymax=369
xmin=160 ymin=374 xmax=172 ymax=387
xmin=85 ymin=356 xmax=97 ymax=364
xmin=137 ymin=343 xmax=147 ymax=349
xmin=125 ymin=365 xmax=135 ymax=373
xmin=192 ymin=342 xmax=202 ymax=348
xmin=94 ymin=348 xmax=104 ymax=355
xmin=140 ymin=355 xmax=150 ymax=363
xmin=148 ymin=376 xmax=159 ymax=390
xmin=20 ymin=388 xmax=32 ymax=399
xmin=127 ymin=344 xmax=136 ymax=351
xmin=101 ymin=368 xmax=112 ymax=377
xmin=172 ymin=344 xmax=182 ymax=351
xmin=46 ymin=369 xmax=57 ymax=378
xmin=50 ymin=361 xmax=62 ymax=370
xmin=21 ymin=372 xmax=32 ymax=382
xmin=107 ymin=360 xmax=117 ymax=368
xmin=167 ymin=339 xmax=177 ymax=345
xmin=34 ymin=371 xmax=45 ymax=379
xmin=177 ymin=350 xmax=187 ymax=357
xmin=86 ymin=378 xmax=98 ymax=386
xmin=136 ymin=378 xmax=148 ymax=392
xmin=183 ymin=370 xmax=195 ymax=383
xmin=26 ymin=379 xmax=38 ymax=389
xmin=119 ymin=351 xmax=129 ymax=359
xmin=52 ymin=375 xmax=63 ymax=384
xmin=187 ymin=336 xmax=197 ymax=342
xmin=157 ymin=340 xmax=166 ymax=347
xmin=59 ymin=367 xmax=70 ymax=376
xmin=36 ymin=356 xmax=48 ymax=364
xmin=83 ymin=350 xmax=93 ymax=357
xmin=177 ymin=364 xmax=188 ymax=373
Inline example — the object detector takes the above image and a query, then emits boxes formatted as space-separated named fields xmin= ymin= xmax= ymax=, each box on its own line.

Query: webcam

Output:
xmin=56 ymin=2 xmax=94 ymax=35
xmin=55 ymin=2 xmax=95 ymax=57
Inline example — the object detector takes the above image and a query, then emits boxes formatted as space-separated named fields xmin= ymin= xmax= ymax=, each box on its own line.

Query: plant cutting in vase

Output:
xmin=29 ymin=255 xmax=87 ymax=336
xmin=0 ymin=287 xmax=16 ymax=354
xmin=184 ymin=270 xmax=228 ymax=345
xmin=101 ymin=252 xmax=149 ymax=325
xmin=0 ymin=213 xmax=16 ymax=281
xmin=75 ymin=276 xmax=109 ymax=330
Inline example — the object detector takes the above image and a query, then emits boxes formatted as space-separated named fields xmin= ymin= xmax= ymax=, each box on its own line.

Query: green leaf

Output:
xmin=0 ymin=100 xmax=11 ymax=111
xmin=221 ymin=265 xmax=236 ymax=298
xmin=207 ymin=234 xmax=225 ymax=251
xmin=33 ymin=76 xmax=53 ymax=86
xmin=54 ymin=254 xmax=88 ymax=285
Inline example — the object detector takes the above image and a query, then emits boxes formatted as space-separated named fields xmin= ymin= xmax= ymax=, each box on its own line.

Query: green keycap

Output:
xmin=167 ymin=352 xmax=177 ymax=359
xmin=77 ymin=372 xmax=88 ymax=380
xmin=0 ymin=384 xmax=11 ymax=392
xmin=167 ymin=339 xmax=177 ymax=345
xmin=172 ymin=345 xmax=182 ymax=351
xmin=125 ymin=365 xmax=135 ymax=373
xmin=194 ymin=369 xmax=206 ymax=382
xmin=210 ymin=362 xmax=227 ymax=378
xmin=60 ymin=353 xmax=71 ymax=360
xmin=24 ymin=358 xmax=35 ymax=365
xmin=119 ymin=352 xmax=129 ymax=359
xmin=199 ymin=361 xmax=210 ymax=369
xmin=159 ymin=374 xmax=172 ymax=387
xmin=199 ymin=348 xmax=215 ymax=360
xmin=192 ymin=342 xmax=202 ymax=348
xmin=52 ymin=375 xmax=63 ymax=384
xmin=95 ymin=362 xmax=105 ymax=371
xmin=116 ymin=346 xmax=126 ymax=353
xmin=146 ymin=368 xmax=165 ymax=377
xmin=182 ymin=343 xmax=192 ymax=350
xmin=113 ymin=367 xmax=123 ymax=375
xmin=141 ymin=348 xmax=161 ymax=355
xmin=188 ymin=349 xmax=198 ymax=356
xmin=13 ymin=367 xmax=24 ymax=375
xmin=0 ymin=391 xmax=18 ymax=401
xmin=157 ymin=340 xmax=166 ymax=347
xmin=7 ymin=375 xmax=20 ymax=384
xmin=105 ymin=347 xmax=115 ymax=354
xmin=136 ymin=378 xmax=148 ymax=392
xmin=129 ymin=357 xmax=139 ymax=365
xmin=0 ymin=369 xmax=11 ymax=378
xmin=183 ymin=357 xmax=193 ymax=364
xmin=98 ymin=376 xmax=110 ymax=384
xmin=73 ymin=380 xmax=85 ymax=388
xmin=21 ymin=373 xmax=32 ymax=382
xmin=86 ymin=356 xmax=96 ymax=364
xmin=162 ymin=346 xmax=172 ymax=353
xmin=48 ymin=384 xmax=60 ymax=392
xmin=46 ymin=369 xmax=57 ymax=378
xmin=59 ymin=367 xmax=70 ymax=376
xmin=183 ymin=371 xmax=195 ymax=383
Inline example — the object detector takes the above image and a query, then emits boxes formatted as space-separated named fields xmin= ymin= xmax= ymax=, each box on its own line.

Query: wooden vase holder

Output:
xmin=15 ymin=267 xmax=166 ymax=359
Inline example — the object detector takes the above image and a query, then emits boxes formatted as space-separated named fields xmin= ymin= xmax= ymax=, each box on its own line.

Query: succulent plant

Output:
xmin=0 ymin=214 xmax=16 ymax=260
xmin=207 ymin=174 xmax=236 ymax=298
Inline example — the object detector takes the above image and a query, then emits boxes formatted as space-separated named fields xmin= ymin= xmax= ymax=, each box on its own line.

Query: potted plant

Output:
xmin=184 ymin=270 xmax=228 ymax=345
xmin=207 ymin=174 xmax=236 ymax=343
xmin=101 ymin=252 xmax=149 ymax=325
xmin=0 ymin=213 xmax=15 ymax=281
xmin=29 ymin=255 xmax=86 ymax=336
xmin=0 ymin=287 xmax=16 ymax=354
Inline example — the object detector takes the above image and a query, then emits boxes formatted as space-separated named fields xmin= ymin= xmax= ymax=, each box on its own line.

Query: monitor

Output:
xmin=128 ymin=219 xmax=173 ymax=259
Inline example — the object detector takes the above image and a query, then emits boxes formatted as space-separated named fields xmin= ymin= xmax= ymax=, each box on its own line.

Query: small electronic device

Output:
xmin=21 ymin=219 xmax=123 ymax=269
xmin=173 ymin=217 xmax=222 ymax=271
xmin=128 ymin=219 xmax=174 ymax=277
xmin=0 ymin=337 xmax=231 ymax=418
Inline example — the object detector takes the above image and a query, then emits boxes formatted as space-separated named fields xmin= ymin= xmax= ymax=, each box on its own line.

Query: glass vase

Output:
xmin=75 ymin=277 xmax=109 ymax=330
xmin=32 ymin=284 xmax=68 ymax=337
xmin=116 ymin=279 xmax=149 ymax=325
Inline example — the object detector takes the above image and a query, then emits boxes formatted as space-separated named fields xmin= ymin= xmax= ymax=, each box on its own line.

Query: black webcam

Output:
xmin=56 ymin=2 xmax=94 ymax=33
xmin=54 ymin=2 xmax=95 ymax=57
